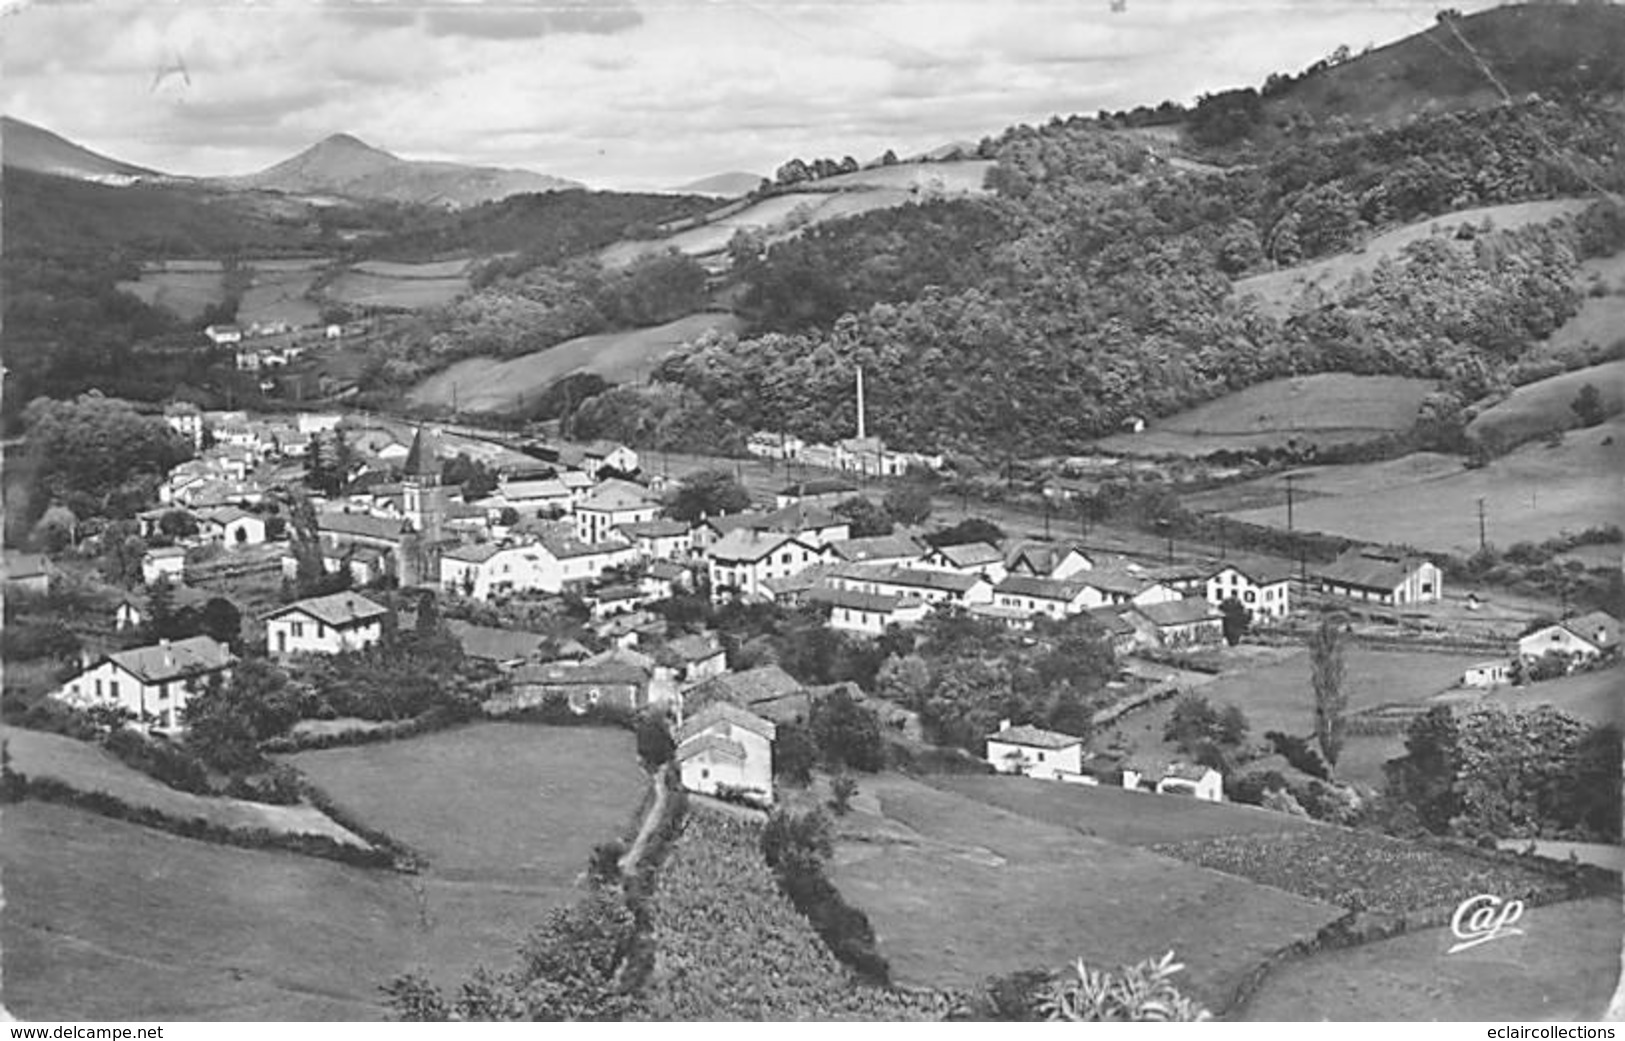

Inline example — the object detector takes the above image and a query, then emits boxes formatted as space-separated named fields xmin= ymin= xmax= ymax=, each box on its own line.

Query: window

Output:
xmin=317 ymin=623 xmax=326 ymax=638
xmin=158 ymin=683 xmax=169 ymax=701
xmin=1037 ymin=752 xmax=1046 ymax=762
xmin=109 ymin=680 xmax=120 ymax=700
xmin=95 ymin=678 xmax=103 ymax=698
xmin=1244 ymin=591 xmax=1256 ymax=604
xmin=292 ymin=621 xmax=304 ymax=638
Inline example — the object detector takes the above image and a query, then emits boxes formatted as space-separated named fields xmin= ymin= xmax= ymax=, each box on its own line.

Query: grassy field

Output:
xmin=1093 ymin=373 xmax=1435 ymax=456
xmin=1213 ymin=416 xmax=1623 ymax=555
xmin=1233 ymin=198 xmax=1591 ymax=320
xmin=1467 ymin=359 xmax=1625 ymax=445
xmin=326 ymin=258 xmax=471 ymax=310
xmin=285 ymin=723 xmax=645 ymax=884
xmin=408 ymin=311 xmax=742 ymax=413
xmin=2 ymin=802 xmax=422 ymax=1020
xmin=1528 ymin=294 xmax=1625 ymax=362
xmin=237 ymin=258 xmax=326 ymax=329
xmin=2 ymin=726 xmax=367 ymax=846
xmin=827 ymin=773 xmax=1344 ymax=1009
xmin=116 ymin=269 xmax=225 ymax=322
xmin=924 ymin=773 xmax=1318 ymax=846
xmin=1463 ymin=664 xmax=1625 ymax=728
xmin=1238 ymin=894 xmax=1622 ymax=1021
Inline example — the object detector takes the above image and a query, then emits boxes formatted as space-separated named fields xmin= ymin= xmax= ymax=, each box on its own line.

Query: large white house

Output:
xmin=1205 ymin=556 xmax=1294 ymax=620
xmin=574 ymin=481 xmax=661 ymax=544
xmin=807 ymin=586 xmax=931 ymax=636
xmin=440 ymin=532 xmax=640 ymax=600
xmin=708 ymin=530 xmax=827 ymax=601
xmin=985 ymin=721 xmax=1086 ymax=781
xmin=676 ymin=701 xmax=776 ymax=804
xmin=990 ymin=575 xmax=1098 ymax=619
xmin=265 ymin=592 xmax=392 ymax=656
xmin=57 ymin=636 xmax=236 ymax=731
xmin=1517 ymin=611 xmax=1619 ymax=663
xmin=614 ymin=519 xmax=693 ymax=561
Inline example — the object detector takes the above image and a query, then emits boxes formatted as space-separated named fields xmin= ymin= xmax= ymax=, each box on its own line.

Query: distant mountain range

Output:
xmin=0 ymin=119 xmax=581 ymax=208
xmin=0 ymin=116 xmax=164 ymax=186
xmin=221 ymin=133 xmax=582 ymax=208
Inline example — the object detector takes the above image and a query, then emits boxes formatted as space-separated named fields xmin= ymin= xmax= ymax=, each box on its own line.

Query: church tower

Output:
xmin=399 ymin=427 xmax=447 ymax=587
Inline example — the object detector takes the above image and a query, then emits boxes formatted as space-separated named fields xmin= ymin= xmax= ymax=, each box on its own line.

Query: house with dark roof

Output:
xmin=991 ymin=575 xmax=1098 ymax=619
xmin=807 ymin=586 xmax=931 ymax=636
xmin=682 ymin=664 xmax=805 ymax=724
xmin=828 ymin=563 xmax=994 ymax=607
xmin=707 ymin=530 xmax=828 ymax=602
xmin=917 ymin=541 xmax=1007 ymax=581
xmin=1315 ymin=547 xmax=1441 ymax=606
xmin=57 ymin=636 xmax=236 ymax=731
xmin=614 ymin=518 xmax=692 ymax=560
xmin=1004 ymin=541 xmax=1094 ymax=582
xmin=497 ymin=657 xmax=654 ymax=717
xmin=984 ymin=720 xmax=1087 ymax=781
xmin=442 ymin=619 xmax=555 ymax=669
xmin=1126 ymin=598 xmax=1223 ymax=647
xmin=1204 ymin=555 xmax=1295 ymax=620
xmin=1517 ymin=611 xmax=1620 ymax=664
xmin=652 ymin=633 xmax=728 ymax=685
xmin=826 ymin=534 xmax=925 ymax=567
xmin=196 ymin=505 xmax=268 ymax=547
xmin=265 ymin=592 xmax=392 ymax=656
xmin=676 ymin=701 xmax=776 ymax=804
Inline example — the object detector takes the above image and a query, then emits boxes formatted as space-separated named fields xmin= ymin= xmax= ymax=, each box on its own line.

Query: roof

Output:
xmin=1004 ymin=541 xmax=1086 ymax=575
xmin=987 ymin=723 xmax=1083 ymax=751
xmin=501 ymin=478 xmax=571 ymax=500
xmin=685 ymin=665 xmax=802 ymax=715
xmin=1132 ymin=598 xmax=1220 ymax=628
xmin=1208 ymin=555 xmax=1296 ymax=585
xmin=1078 ymin=568 xmax=1155 ymax=596
xmin=1086 ymin=606 xmax=1139 ymax=636
xmin=828 ymin=534 xmax=924 ymax=563
xmin=444 ymin=620 xmax=550 ymax=663
xmin=316 ymin=510 xmax=407 ymax=543
xmin=708 ymin=528 xmax=807 ymax=564
xmin=615 ymin=518 xmax=690 ymax=539
xmin=839 ymin=564 xmax=982 ymax=594
xmin=578 ymin=484 xmax=658 ymax=513
xmin=146 ymin=546 xmax=188 ymax=560
xmin=1558 ymin=611 xmax=1620 ymax=645
xmin=537 ymin=530 xmax=629 ymax=560
xmin=106 ymin=636 xmax=235 ymax=685
xmin=777 ymin=478 xmax=856 ymax=498
xmin=759 ymin=502 xmax=843 ymax=533
xmin=995 ymin=575 xmax=1091 ymax=602
xmin=679 ymin=700 xmax=778 ymax=743
xmin=931 ymin=542 xmax=1004 ymax=568
xmin=267 ymin=592 xmax=390 ymax=628
xmin=761 ymin=562 xmax=837 ymax=598
xmin=807 ymin=586 xmax=912 ymax=614
xmin=1317 ymin=547 xmax=1431 ymax=591
xmin=593 ymin=583 xmax=643 ymax=602
xmin=512 ymin=659 xmax=650 ymax=688
xmin=662 ymin=633 xmax=724 ymax=664
xmin=402 ymin=427 xmax=442 ymax=478
xmin=647 ymin=559 xmax=688 ymax=582
xmin=674 ymin=732 xmax=748 ymax=764
xmin=197 ymin=506 xmax=256 ymax=525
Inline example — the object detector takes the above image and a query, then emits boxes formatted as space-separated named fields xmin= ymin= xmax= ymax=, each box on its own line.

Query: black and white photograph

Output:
xmin=1 ymin=0 xmax=1622 ymax=1024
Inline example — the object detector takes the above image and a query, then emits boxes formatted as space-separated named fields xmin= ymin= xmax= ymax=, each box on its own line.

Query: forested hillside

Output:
xmin=565 ymin=97 xmax=1623 ymax=459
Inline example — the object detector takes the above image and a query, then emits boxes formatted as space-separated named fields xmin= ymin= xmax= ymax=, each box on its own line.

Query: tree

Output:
xmin=1571 ymin=383 xmax=1606 ymax=427
xmin=1308 ymin=614 xmax=1348 ymax=770
xmin=182 ymin=660 xmax=301 ymax=773
xmin=773 ymin=721 xmax=818 ymax=785
xmin=828 ymin=774 xmax=858 ymax=816
xmin=834 ymin=496 xmax=893 ymax=538
xmin=667 ymin=469 xmax=751 ymax=524
xmin=145 ymin=576 xmax=178 ymax=639
xmin=197 ymin=597 xmax=243 ymax=649
xmin=882 ymin=482 xmax=932 ymax=527
xmin=30 ymin=504 xmax=77 ymax=553
xmin=21 ymin=394 xmax=192 ymax=520
xmin=1384 ymin=705 xmax=1462 ymax=834
xmin=635 ymin=712 xmax=675 ymax=767
xmin=1219 ymin=597 xmax=1250 ymax=646
xmin=923 ymin=517 xmax=1004 ymax=547
xmin=808 ymin=686 xmax=887 ymax=772
xmin=101 ymin=524 xmax=147 ymax=587
xmin=158 ymin=510 xmax=199 ymax=539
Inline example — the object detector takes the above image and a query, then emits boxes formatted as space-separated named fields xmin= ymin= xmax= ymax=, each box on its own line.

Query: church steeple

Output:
xmin=403 ymin=426 xmax=441 ymax=484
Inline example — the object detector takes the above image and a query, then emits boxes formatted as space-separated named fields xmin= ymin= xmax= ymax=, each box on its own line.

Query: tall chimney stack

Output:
xmin=856 ymin=365 xmax=866 ymax=441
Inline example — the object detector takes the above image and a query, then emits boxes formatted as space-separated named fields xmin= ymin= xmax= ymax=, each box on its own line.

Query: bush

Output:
xmin=1039 ymin=951 xmax=1211 ymax=1022
xmin=760 ymin=808 xmax=890 ymax=984
xmin=635 ymin=712 xmax=675 ymax=767
xmin=103 ymin=727 xmax=211 ymax=795
xmin=1264 ymin=730 xmax=1330 ymax=780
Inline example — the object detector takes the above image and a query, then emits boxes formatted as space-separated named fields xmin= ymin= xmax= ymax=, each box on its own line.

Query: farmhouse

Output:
xmin=747 ymin=432 xmax=806 ymax=462
xmin=1315 ymin=547 xmax=1442 ymax=606
xmin=1087 ymin=606 xmax=1143 ymax=654
xmin=443 ymin=619 xmax=555 ymax=669
xmin=1127 ymin=598 xmax=1224 ymax=647
xmin=493 ymin=477 xmax=576 ymax=517
xmin=676 ymin=701 xmax=776 ymax=804
xmin=4 ymin=550 xmax=51 ymax=596
xmin=775 ymin=477 xmax=857 ymax=508
xmin=1078 ymin=568 xmax=1182 ymax=608
xmin=1517 ymin=611 xmax=1619 ymax=663
xmin=57 ymin=636 xmax=236 ymax=731
xmin=579 ymin=441 xmax=640 ymax=479
xmin=991 ymin=575 xmax=1098 ymax=619
xmin=196 ymin=506 xmax=267 ymax=548
xmin=1123 ymin=761 xmax=1224 ymax=802
xmin=1205 ymin=556 xmax=1294 ymax=620
xmin=707 ymin=530 xmax=827 ymax=601
xmin=985 ymin=721 xmax=1086 ymax=781
xmin=142 ymin=547 xmax=188 ymax=587
xmin=755 ymin=503 xmax=851 ymax=547
xmin=683 ymin=664 xmax=805 ymax=724
xmin=807 ymin=586 xmax=931 ymax=636
xmin=652 ymin=633 xmax=728 ymax=685
xmin=500 ymin=658 xmax=653 ymax=716
xmin=574 ymin=481 xmax=661 ymax=544
xmin=265 ymin=592 xmax=391 ymax=656
xmin=1463 ymin=660 xmax=1514 ymax=688
xmin=917 ymin=542 xmax=1008 ymax=581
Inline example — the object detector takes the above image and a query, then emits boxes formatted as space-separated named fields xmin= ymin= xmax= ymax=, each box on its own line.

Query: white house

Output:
xmin=196 ymin=506 xmax=268 ymax=548
xmin=707 ymin=530 xmax=827 ymax=601
xmin=575 ymin=481 xmax=660 ymax=544
xmin=1316 ymin=547 xmax=1442 ymax=606
xmin=56 ymin=636 xmax=236 ymax=731
xmin=829 ymin=563 xmax=995 ymax=608
xmin=916 ymin=542 xmax=1008 ymax=582
xmin=203 ymin=324 xmax=243 ymax=346
xmin=991 ymin=575 xmax=1098 ymax=619
xmin=676 ymin=701 xmax=776 ymax=804
xmin=1123 ymin=761 xmax=1224 ymax=802
xmin=142 ymin=547 xmax=188 ymax=587
xmin=807 ymin=586 xmax=931 ymax=636
xmin=584 ymin=441 xmax=639 ymax=478
xmin=748 ymin=432 xmax=808 ymax=462
xmin=1517 ymin=612 xmax=1620 ymax=663
xmin=1463 ymin=660 xmax=1513 ymax=688
xmin=1126 ymin=598 xmax=1225 ymax=647
xmin=163 ymin=402 xmax=205 ymax=449
xmin=1205 ymin=557 xmax=1294 ymax=621
xmin=985 ymin=721 xmax=1086 ymax=781
xmin=614 ymin=519 xmax=692 ymax=560
xmin=440 ymin=533 xmax=639 ymax=600
xmin=1004 ymin=542 xmax=1094 ymax=581
xmin=265 ymin=592 xmax=392 ymax=656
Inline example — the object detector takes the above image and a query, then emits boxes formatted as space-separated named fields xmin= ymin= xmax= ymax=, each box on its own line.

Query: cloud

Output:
xmin=422 ymin=0 xmax=640 ymax=40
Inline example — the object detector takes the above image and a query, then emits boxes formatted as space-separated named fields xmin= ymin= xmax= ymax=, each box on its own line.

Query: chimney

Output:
xmin=999 ymin=718 xmax=1011 ymax=732
xmin=160 ymin=638 xmax=173 ymax=669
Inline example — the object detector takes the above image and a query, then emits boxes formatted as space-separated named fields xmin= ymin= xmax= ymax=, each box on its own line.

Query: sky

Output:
xmin=0 ymin=0 xmax=1502 ymax=191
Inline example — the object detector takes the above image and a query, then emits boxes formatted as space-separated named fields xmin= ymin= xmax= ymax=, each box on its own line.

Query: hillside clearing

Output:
xmin=1467 ymin=359 xmax=1625 ymax=446
xmin=407 ymin=311 xmax=742 ymax=413
xmin=1233 ymin=199 xmax=1592 ymax=320
xmin=2 ymin=802 xmax=421 ymax=1020
xmin=1094 ymin=373 xmax=1434 ymax=456
xmin=2 ymin=725 xmax=367 ymax=847
xmin=325 ymin=259 xmax=471 ymax=310
xmin=238 ymin=258 xmax=327 ymax=329
xmin=1237 ymin=895 xmax=1621 ymax=1021
xmin=1217 ymin=417 xmax=1624 ymax=555
xmin=827 ymin=773 xmax=1343 ymax=1009
xmin=116 ymin=270 xmax=224 ymax=322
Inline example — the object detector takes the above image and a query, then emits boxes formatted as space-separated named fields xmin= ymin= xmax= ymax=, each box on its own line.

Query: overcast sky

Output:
xmin=0 ymin=0 xmax=1499 ymax=191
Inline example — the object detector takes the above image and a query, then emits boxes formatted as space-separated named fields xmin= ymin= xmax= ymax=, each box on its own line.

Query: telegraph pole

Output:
xmin=1476 ymin=497 xmax=1487 ymax=553
xmin=1284 ymin=473 xmax=1296 ymax=532
xmin=1043 ymin=498 xmax=1052 ymax=540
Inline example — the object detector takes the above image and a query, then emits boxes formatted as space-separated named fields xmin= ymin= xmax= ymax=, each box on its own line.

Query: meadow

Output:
xmin=2 ymin=802 xmax=421 ymax=1020
xmin=1237 ymin=895 xmax=1622 ymax=1021
xmin=408 ymin=311 xmax=742 ymax=413
xmin=1232 ymin=198 xmax=1592 ymax=320
xmin=116 ymin=265 xmax=225 ymax=322
xmin=325 ymin=258 xmax=472 ymax=310
xmin=1093 ymin=373 xmax=1435 ymax=456
xmin=1210 ymin=416 xmax=1623 ymax=555
xmin=826 ymin=773 xmax=1344 ymax=1009
xmin=1467 ymin=359 xmax=1625 ymax=446
xmin=1469 ymin=664 xmax=1625 ymax=728
xmin=236 ymin=257 xmax=327 ymax=329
